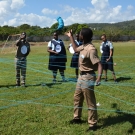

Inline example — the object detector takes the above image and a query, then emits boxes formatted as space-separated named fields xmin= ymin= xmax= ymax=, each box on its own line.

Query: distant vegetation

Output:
xmin=0 ymin=19 xmax=135 ymax=41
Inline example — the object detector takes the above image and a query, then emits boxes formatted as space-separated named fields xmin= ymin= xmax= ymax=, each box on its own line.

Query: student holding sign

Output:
xmin=15 ymin=32 xmax=30 ymax=87
xmin=47 ymin=32 xmax=67 ymax=83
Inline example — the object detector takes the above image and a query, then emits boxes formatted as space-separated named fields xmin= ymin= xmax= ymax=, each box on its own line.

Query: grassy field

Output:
xmin=0 ymin=41 xmax=135 ymax=135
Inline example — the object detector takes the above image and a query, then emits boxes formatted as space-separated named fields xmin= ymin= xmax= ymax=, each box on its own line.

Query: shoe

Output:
xmin=104 ymin=78 xmax=108 ymax=81
xmin=69 ymin=119 xmax=82 ymax=124
xmin=16 ymin=84 xmax=20 ymax=88
xmin=62 ymin=78 xmax=68 ymax=82
xmin=62 ymin=79 xmax=67 ymax=82
xmin=114 ymin=80 xmax=118 ymax=83
xmin=41 ymin=83 xmax=46 ymax=86
xmin=52 ymin=79 xmax=56 ymax=83
xmin=86 ymin=126 xmax=97 ymax=132
xmin=21 ymin=84 xmax=26 ymax=87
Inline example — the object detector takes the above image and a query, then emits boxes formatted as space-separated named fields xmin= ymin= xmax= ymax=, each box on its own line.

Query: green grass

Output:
xmin=0 ymin=41 xmax=135 ymax=135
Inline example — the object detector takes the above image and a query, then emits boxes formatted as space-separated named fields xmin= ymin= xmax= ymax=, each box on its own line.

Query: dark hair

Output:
xmin=21 ymin=32 xmax=26 ymax=39
xmin=101 ymin=34 xmax=106 ymax=38
xmin=53 ymin=31 xmax=58 ymax=36
xmin=21 ymin=32 xmax=26 ymax=35
xmin=80 ymin=28 xmax=93 ymax=42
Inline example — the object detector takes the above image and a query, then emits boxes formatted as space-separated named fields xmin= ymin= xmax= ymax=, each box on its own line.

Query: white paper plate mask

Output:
xmin=55 ymin=44 xmax=61 ymax=53
xmin=21 ymin=45 xmax=28 ymax=54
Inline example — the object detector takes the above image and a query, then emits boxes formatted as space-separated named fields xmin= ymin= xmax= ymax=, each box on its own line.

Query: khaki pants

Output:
xmin=15 ymin=58 xmax=27 ymax=85
xmin=73 ymin=72 xmax=97 ymax=127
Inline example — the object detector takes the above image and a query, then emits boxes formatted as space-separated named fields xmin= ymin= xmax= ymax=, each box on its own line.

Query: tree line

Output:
xmin=0 ymin=19 xmax=135 ymax=41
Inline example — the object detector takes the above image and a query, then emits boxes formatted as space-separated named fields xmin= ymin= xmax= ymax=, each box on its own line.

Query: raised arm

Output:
xmin=65 ymin=30 xmax=79 ymax=53
xmin=16 ymin=38 xmax=21 ymax=46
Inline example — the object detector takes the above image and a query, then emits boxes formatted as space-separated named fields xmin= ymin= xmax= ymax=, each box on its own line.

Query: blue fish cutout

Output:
xmin=57 ymin=17 xmax=64 ymax=30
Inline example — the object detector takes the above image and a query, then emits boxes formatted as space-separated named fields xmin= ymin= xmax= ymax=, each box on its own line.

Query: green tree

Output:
xmin=76 ymin=24 xmax=89 ymax=33
xmin=67 ymin=23 xmax=79 ymax=34
xmin=19 ymin=24 xmax=31 ymax=31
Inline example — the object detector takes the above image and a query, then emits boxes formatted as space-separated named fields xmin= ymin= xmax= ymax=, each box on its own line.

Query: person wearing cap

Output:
xmin=67 ymin=32 xmax=82 ymax=79
xmin=100 ymin=34 xmax=117 ymax=82
xmin=66 ymin=28 xmax=102 ymax=131
xmin=15 ymin=32 xmax=30 ymax=87
xmin=47 ymin=32 xmax=67 ymax=83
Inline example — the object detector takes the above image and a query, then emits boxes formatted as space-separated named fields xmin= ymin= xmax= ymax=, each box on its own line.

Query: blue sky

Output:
xmin=0 ymin=0 xmax=135 ymax=28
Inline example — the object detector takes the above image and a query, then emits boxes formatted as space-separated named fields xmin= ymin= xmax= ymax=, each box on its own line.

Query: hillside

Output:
xmin=87 ymin=19 xmax=135 ymax=31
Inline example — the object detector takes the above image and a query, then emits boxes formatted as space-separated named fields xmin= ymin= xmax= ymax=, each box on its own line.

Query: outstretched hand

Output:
xmin=65 ymin=29 xmax=73 ymax=37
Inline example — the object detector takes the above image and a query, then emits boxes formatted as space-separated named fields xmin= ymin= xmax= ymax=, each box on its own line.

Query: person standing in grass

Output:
xmin=67 ymin=32 xmax=82 ymax=79
xmin=100 ymin=34 xmax=117 ymax=82
xmin=47 ymin=32 xmax=67 ymax=83
xmin=15 ymin=32 xmax=30 ymax=87
xmin=66 ymin=28 xmax=102 ymax=131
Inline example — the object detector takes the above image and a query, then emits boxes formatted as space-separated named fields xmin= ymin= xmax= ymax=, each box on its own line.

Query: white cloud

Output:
xmin=127 ymin=5 xmax=134 ymax=10
xmin=10 ymin=0 xmax=25 ymax=10
xmin=107 ymin=5 xmax=122 ymax=20
xmin=0 ymin=0 xmax=10 ymax=16
xmin=64 ymin=1 xmax=135 ymax=26
xmin=0 ymin=0 xmax=135 ymax=27
xmin=4 ymin=13 xmax=56 ymax=27
xmin=61 ymin=5 xmax=74 ymax=13
xmin=0 ymin=0 xmax=25 ymax=25
xmin=42 ymin=8 xmax=58 ymax=15
xmin=91 ymin=0 xmax=109 ymax=9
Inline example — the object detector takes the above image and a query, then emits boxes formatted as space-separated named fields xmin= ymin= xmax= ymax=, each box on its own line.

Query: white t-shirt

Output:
xmin=48 ymin=39 xmax=63 ymax=52
xmin=69 ymin=40 xmax=81 ymax=54
xmin=100 ymin=41 xmax=113 ymax=53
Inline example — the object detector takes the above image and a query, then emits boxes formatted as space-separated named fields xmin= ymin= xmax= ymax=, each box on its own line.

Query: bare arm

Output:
xmin=47 ymin=47 xmax=58 ymax=54
xmin=110 ymin=49 xmax=113 ymax=57
xmin=65 ymin=30 xmax=79 ymax=52
xmin=16 ymin=38 xmax=21 ymax=46
xmin=95 ymin=62 xmax=102 ymax=85
xmin=106 ymin=49 xmax=113 ymax=62
xmin=16 ymin=34 xmax=25 ymax=46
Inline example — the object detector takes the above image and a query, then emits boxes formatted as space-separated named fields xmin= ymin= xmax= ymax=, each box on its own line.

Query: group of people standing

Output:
xmin=15 ymin=28 xmax=117 ymax=131
xmin=46 ymin=31 xmax=117 ymax=84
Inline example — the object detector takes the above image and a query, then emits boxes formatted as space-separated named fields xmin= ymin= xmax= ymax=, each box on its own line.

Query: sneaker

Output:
xmin=104 ymin=78 xmax=108 ymax=82
xmin=86 ymin=126 xmax=97 ymax=132
xmin=62 ymin=78 xmax=68 ymax=82
xmin=41 ymin=83 xmax=46 ymax=86
xmin=21 ymin=84 xmax=26 ymax=87
xmin=69 ymin=119 xmax=82 ymax=124
xmin=62 ymin=79 xmax=67 ymax=82
xmin=114 ymin=80 xmax=118 ymax=83
xmin=52 ymin=79 xmax=56 ymax=83
xmin=16 ymin=84 xmax=20 ymax=88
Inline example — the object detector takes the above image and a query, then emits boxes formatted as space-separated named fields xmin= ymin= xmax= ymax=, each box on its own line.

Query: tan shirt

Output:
xmin=76 ymin=43 xmax=100 ymax=71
